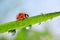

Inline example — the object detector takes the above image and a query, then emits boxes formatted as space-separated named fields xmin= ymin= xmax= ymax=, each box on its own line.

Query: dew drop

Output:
xmin=26 ymin=25 xmax=32 ymax=30
xmin=38 ymin=23 xmax=41 ymax=25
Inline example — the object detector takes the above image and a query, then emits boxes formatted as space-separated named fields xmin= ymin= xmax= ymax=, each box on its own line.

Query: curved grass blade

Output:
xmin=0 ymin=12 xmax=60 ymax=32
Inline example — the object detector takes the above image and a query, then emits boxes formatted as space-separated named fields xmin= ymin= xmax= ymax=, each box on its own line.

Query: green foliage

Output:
xmin=0 ymin=12 xmax=60 ymax=40
xmin=0 ymin=37 xmax=7 ymax=40
xmin=15 ymin=28 xmax=53 ymax=40
xmin=15 ymin=28 xmax=29 ymax=40
xmin=0 ymin=12 xmax=60 ymax=33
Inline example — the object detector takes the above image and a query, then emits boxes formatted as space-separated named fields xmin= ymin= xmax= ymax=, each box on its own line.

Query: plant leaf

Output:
xmin=0 ymin=12 xmax=60 ymax=33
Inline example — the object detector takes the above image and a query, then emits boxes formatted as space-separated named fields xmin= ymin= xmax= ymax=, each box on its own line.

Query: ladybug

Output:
xmin=8 ymin=12 xmax=30 ymax=36
xmin=16 ymin=12 xmax=29 ymax=20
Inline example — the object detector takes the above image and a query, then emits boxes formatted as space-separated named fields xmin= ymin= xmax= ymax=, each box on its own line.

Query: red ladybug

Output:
xmin=8 ymin=12 xmax=29 ymax=36
xmin=16 ymin=12 xmax=29 ymax=20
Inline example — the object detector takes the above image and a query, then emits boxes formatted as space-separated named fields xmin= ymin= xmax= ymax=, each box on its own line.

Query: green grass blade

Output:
xmin=0 ymin=12 xmax=60 ymax=33
xmin=15 ymin=28 xmax=29 ymax=40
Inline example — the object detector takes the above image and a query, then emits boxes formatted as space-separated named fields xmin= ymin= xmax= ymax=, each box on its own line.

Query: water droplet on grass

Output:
xmin=38 ymin=23 xmax=41 ymax=25
xmin=8 ymin=29 xmax=16 ymax=36
xmin=26 ymin=25 xmax=32 ymax=30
